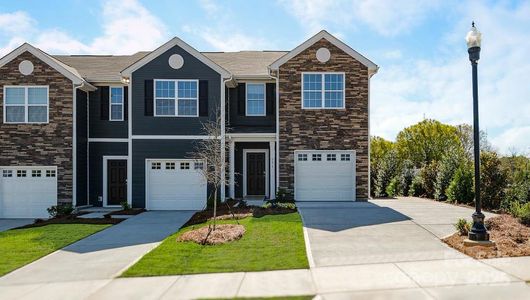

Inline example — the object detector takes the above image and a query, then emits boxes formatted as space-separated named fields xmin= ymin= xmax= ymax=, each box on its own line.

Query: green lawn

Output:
xmin=0 ymin=224 xmax=111 ymax=276
xmin=122 ymin=212 xmax=309 ymax=276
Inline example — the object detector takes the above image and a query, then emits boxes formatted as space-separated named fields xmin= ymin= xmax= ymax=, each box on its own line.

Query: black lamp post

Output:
xmin=466 ymin=22 xmax=490 ymax=242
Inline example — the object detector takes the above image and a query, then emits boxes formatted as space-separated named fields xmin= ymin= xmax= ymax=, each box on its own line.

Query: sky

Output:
xmin=1 ymin=0 xmax=529 ymax=155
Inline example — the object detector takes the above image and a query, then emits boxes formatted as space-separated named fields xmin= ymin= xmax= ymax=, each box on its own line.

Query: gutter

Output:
xmin=268 ymin=66 xmax=280 ymax=199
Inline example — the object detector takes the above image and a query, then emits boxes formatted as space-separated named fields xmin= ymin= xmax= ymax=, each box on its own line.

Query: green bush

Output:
xmin=386 ymin=177 xmax=399 ymax=197
xmin=510 ymin=202 xmax=530 ymax=226
xmin=397 ymin=160 xmax=415 ymax=196
xmin=435 ymin=151 xmax=466 ymax=201
xmin=421 ymin=161 xmax=439 ymax=199
xmin=454 ymin=218 xmax=471 ymax=235
xmin=480 ymin=151 xmax=508 ymax=210
xmin=409 ymin=172 xmax=425 ymax=197
xmin=46 ymin=204 xmax=74 ymax=218
xmin=120 ymin=201 xmax=130 ymax=210
xmin=262 ymin=201 xmax=296 ymax=210
xmin=275 ymin=188 xmax=294 ymax=202
xmin=447 ymin=166 xmax=474 ymax=204
xmin=375 ymin=149 xmax=400 ymax=197
xmin=501 ymin=180 xmax=530 ymax=212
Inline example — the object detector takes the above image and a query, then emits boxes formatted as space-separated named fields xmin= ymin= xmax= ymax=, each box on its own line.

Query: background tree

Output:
xmin=374 ymin=148 xmax=400 ymax=197
xmin=480 ymin=151 xmax=508 ymax=209
xmin=434 ymin=149 xmax=468 ymax=201
xmin=370 ymin=136 xmax=394 ymax=196
xmin=455 ymin=124 xmax=492 ymax=160
xmin=447 ymin=165 xmax=475 ymax=204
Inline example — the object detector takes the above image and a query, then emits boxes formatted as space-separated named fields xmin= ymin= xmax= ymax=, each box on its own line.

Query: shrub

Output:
xmin=386 ymin=177 xmax=399 ymax=197
xmin=510 ymin=202 xmax=530 ymax=226
xmin=120 ymin=201 xmax=130 ymax=210
xmin=397 ymin=160 xmax=415 ymax=196
xmin=421 ymin=161 xmax=439 ymax=199
xmin=374 ymin=149 xmax=400 ymax=197
xmin=447 ymin=166 xmax=474 ymax=204
xmin=501 ymin=180 xmax=530 ymax=212
xmin=409 ymin=172 xmax=425 ymax=197
xmin=275 ymin=188 xmax=293 ymax=202
xmin=435 ymin=151 xmax=466 ymax=201
xmin=46 ymin=204 xmax=74 ymax=218
xmin=480 ymin=151 xmax=508 ymax=210
xmin=454 ymin=218 xmax=471 ymax=235
xmin=262 ymin=201 xmax=296 ymax=210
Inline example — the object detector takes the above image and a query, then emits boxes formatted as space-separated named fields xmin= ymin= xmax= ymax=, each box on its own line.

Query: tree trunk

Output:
xmin=213 ymin=187 xmax=218 ymax=230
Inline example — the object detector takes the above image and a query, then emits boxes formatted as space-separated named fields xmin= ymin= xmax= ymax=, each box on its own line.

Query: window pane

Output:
xmin=303 ymin=74 xmax=322 ymax=90
xmin=178 ymin=99 xmax=197 ymax=116
xmin=5 ymin=87 xmax=25 ymax=104
xmin=325 ymin=91 xmax=343 ymax=108
xmin=178 ymin=81 xmax=197 ymax=98
xmin=155 ymin=80 xmax=175 ymax=98
xmin=155 ymin=99 xmax=175 ymax=115
xmin=246 ymin=84 xmax=265 ymax=115
xmin=5 ymin=106 xmax=25 ymax=122
xmin=111 ymin=104 xmax=122 ymax=120
xmin=28 ymin=106 xmax=47 ymax=122
xmin=303 ymin=91 xmax=322 ymax=108
xmin=28 ymin=87 xmax=47 ymax=104
xmin=110 ymin=87 xmax=123 ymax=104
xmin=324 ymin=74 xmax=343 ymax=91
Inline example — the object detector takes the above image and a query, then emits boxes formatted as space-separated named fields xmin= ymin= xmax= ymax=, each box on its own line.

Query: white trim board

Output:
xmin=269 ymin=30 xmax=378 ymax=75
xmin=121 ymin=37 xmax=230 ymax=78
xmin=242 ymin=149 xmax=270 ymax=198
xmin=102 ymin=156 xmax=129 ymax=207
xmin=88 ymin=138 xmax=129 ymax=143
xmin=131 ymin=135 xmax=214 ymax=140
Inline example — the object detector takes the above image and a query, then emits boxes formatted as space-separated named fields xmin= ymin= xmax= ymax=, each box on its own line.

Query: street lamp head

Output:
xmin=466 ymin=22 xmax=482 ymax=49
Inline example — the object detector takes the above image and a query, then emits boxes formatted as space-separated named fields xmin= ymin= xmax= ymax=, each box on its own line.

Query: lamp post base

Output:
xmin=468 ymin=211 xmax=490 ymax=241
xmin=464 ymin=239 xmax=495 ymax=247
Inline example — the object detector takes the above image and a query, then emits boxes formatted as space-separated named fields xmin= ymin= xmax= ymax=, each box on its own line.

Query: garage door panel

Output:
xmin=295 ymin=151 xmax=355 ymax=202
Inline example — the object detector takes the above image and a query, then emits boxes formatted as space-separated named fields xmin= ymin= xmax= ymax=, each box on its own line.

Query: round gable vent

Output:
xmin=316 ymin=48 xmax=331 ymax=63
xmin=168 ymin=54 xmax=184 ymax=69
xmin=19 ymin=60 xmax=34 ymax=75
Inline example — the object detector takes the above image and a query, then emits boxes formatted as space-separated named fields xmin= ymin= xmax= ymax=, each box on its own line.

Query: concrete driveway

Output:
xmin=0 ymin=219 xmax=34 ymax=232
xmin=0 ymin=211 xmax=194 ymax=288
xmin=298 ymin=197 xmax=496 ymax=267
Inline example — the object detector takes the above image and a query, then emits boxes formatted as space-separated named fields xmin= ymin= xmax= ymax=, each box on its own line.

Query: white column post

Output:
xmin=269 ymin=141 xmax=276 ymax=199
xmin=229 ymin=140 xmax=235 ymax=199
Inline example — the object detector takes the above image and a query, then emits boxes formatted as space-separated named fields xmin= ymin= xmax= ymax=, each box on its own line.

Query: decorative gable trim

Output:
xmin=121 ymin=37 xmax=231 ymax=78
xmin=0 ymin=43 xmax=95 ymax=91
xmin=269 ymin=30 xmax=378 ymax=75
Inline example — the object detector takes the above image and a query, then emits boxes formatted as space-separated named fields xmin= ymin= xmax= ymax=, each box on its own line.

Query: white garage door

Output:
xmin=0 ymin=167 xmax=57 ymax=218
xmin=294 ymin=150 xmax=356 ymax=201
xmin=146 ymin=160 xmax=207 ymax=210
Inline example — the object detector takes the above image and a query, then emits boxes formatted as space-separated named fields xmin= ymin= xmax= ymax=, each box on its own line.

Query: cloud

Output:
xmin=0 ymin=0 xmax=168 ymax=56
xmin=370 ymin=1 xmax=530 ymax=154
xmin=277 ymin=0 xmax=440 ymax=36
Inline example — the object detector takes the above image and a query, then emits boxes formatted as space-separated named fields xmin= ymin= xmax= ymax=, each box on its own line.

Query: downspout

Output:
xmin=72 ymin=81 xmax=87 ymax=208
xmin=220 ymin=75 xmax=233 ymax=202
xmin=268 ymin=67 xmax=279 ymax=198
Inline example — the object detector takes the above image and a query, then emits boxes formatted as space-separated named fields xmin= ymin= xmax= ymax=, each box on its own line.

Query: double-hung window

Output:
xmin=154 ymin=79 xmax=198 ymax=117
xmin=246 ymin=83 xmax=265 ymax=116
xmin=302 ymin=73 xmax=344 ymax=109
xmin=109 ymin=87 xmax=124 ymax=121
xmin=4 ymin=86 xmax=48 ymax=123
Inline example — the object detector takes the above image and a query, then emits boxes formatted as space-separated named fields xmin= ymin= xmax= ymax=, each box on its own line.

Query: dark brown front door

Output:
xmin=108 ymin=160 xmax=127 ymax=206
xmin=246 ymin=152 xmax=266 ymax=195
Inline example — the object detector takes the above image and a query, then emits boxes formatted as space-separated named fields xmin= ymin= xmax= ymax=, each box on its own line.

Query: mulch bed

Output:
xmin=104 ymin=208 xmax=145 ymax=218
xmin=443 ymin=214 xmax=530 ymax=259
xmin=178 ymin=224 xmax=246 ymax=245
xmin=15 ymin=215 xmax=123 ymax=229
xmin=183 ymin=200 xmax=296 ymax=227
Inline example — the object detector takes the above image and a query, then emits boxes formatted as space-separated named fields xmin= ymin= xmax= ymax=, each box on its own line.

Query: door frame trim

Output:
xmin=102 ymin=155 xmax=129 ymax=208
xmin=243 ymin=149 xmax=269 ymax=198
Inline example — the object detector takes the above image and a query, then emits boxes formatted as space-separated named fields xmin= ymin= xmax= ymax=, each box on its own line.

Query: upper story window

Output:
xmin=154 ymin=79 xmax=198 ymax=117
xmin=4 ymin=86 xmax=48 ymax=123
xmin=109 ymin=87 xmax=124 ymax=121
xmin=246 ymin=83 xmax=266 ymax=116
xmin=302 ymin=73 xmax=344 ymax=109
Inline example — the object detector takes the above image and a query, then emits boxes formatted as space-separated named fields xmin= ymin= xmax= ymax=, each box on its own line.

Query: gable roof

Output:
xmin=269 ymin=30 xmax=378 ymax=75
xmin=121 ymin=37 xmax=231 ymax=78
xmin=203 ymin=51 xmax=287 ymax=79
xmin=0 ymin=43 xmax=95 ymax=91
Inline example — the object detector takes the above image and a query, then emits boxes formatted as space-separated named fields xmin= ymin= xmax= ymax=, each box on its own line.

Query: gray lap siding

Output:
xmin=88 ymin=142 xmax=128 ymax=206
xmin=131 ymin=44 xmax=221 ymax=136
xmin=88 ymin=87 xmax=128 ymax=138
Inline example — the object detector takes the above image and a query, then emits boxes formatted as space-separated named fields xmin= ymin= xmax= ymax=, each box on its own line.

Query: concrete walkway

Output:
xmin=0 ymin=219 xmax=34 ymax=232
xmin=0 ymin=211 xmax=194 ymax=288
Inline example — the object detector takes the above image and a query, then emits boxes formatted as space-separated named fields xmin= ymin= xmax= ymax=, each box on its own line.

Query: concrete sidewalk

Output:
xmin=0 ymin=211 xmax=194 ymax=287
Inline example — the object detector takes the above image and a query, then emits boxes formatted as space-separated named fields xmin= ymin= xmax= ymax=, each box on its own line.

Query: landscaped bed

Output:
xmin=122 ymin=206 xmax=308 ymax=276
xmin=15 ymin=215 xmax=123 ymax=229
xmin=0 ymin=224 xmax=111 ymax=276
xmin=443 ymin=214 xmax=530 ymax=259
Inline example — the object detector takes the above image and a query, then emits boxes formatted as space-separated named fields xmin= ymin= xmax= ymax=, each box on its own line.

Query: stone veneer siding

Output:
xmin=0 ymin=51 xmax=74 ymax=203
xmin=278 ymin=38 xmax=370 ymax=200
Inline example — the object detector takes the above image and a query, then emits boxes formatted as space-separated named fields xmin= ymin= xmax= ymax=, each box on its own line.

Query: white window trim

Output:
xmin=153 ymin=79 xmax=199 ymax=118
xmin=245 ymin=82 xmax=266 ymax=117
xmin=301 ymin=72 xmax=345 ymax=109
xmin=109 ymin=86 xmax=124 ymax=121
xmin=3 ymin=85 xmax=49 ymax=124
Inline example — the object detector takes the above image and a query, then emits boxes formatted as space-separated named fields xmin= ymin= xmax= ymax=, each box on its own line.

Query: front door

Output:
xmin=107 ymin=160 xmax=127 ymax=206
xmin=246 ymin=152 xmax=266 ymax=195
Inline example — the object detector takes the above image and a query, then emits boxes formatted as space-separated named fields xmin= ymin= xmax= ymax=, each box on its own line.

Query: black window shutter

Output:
xmin=100 ymin=86 xmax=109 ymax=120
xmin=266 ymin=83 xmax=275 ymax=116
xmin=237 ymin=83 xmax=246 ymax=116
xmin=199 ymin=80 xmax=209 ymax=117
xmin=144 ymin=80 xmax=154 ymax=116
xmin=123 ymin=86 xmax=128 ymax=121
